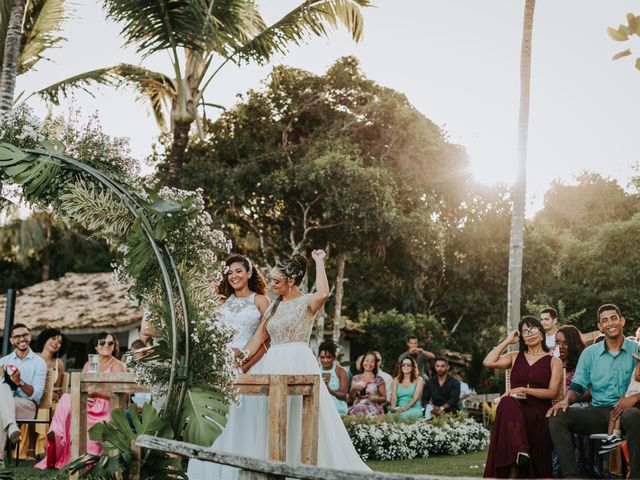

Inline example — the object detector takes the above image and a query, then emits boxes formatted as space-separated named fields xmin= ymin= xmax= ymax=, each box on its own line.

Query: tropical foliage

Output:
xmin=36 ymin=0 xmax=371 ymax=185
xmin=608 ymin=12 xmax=640 ymax=69
xmin=0 ymin=105 xmax=236 ymax=478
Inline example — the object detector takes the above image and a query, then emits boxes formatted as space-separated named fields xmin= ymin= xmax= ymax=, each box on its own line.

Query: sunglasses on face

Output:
xmin=401 ymin=363 xmax=413 ymax=367
xmin=98 ymin=340 xmax=115 ymax=347
xmin=11 ymin=333 xmax=30 ymax=340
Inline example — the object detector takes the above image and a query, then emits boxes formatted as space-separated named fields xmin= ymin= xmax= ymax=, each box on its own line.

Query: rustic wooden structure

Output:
xmin=69 ymin=372 xmax=150 ymax=480
xmin=136 ymin=434 xmax=472 ymax=480
xmin=235 ymin=374 xmax=320 ymax=464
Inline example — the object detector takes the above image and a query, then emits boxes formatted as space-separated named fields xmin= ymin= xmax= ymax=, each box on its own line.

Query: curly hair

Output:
xmin=217 ymin=254 xmax=267 ymax=298
xmin=36 ymin=328 xmax=68 ymax=357
xmin=393 ymin=355 xmax=419 ymax=383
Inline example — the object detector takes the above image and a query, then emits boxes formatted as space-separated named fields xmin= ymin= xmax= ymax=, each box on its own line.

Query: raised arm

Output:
xmin=307 ymin=249 xmax=330 ymax=315
xmin=483 ymin=330 xmax=520 ymax=369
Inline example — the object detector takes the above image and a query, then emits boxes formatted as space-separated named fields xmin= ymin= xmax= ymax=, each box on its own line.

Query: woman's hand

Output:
xmin=505 ymin=330 xmax=519 ymax=345
xmin=311 ymin=249 xmax=326 ymax=262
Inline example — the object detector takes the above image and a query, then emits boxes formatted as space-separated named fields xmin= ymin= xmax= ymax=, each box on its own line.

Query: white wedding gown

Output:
xmin=187 ymin=293 xmax=261 ymax=479
xmin=189 ymin=293 xmax=370 ymax=479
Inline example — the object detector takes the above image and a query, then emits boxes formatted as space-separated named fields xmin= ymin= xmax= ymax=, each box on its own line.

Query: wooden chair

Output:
xmin=12 ymin=368 xmax=56 ymax=465
xmin=505 ymin=366 xmax=566 ymax=404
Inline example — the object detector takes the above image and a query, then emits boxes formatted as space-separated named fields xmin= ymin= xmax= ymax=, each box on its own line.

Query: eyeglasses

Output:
xmin=401 ymin=363 xmax=413 ymax=367
xmin=11 ymin=332 xmax=30 ymax=340
xmin=521 ymin=327 xmax=540 ymax=337
xmin=98 ymin=340 xmax=115 ymax=347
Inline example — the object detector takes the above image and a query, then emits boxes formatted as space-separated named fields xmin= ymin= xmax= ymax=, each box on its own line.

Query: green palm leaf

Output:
xmin=179 ymin=386 xmax=229 ymax=447
xmin=102 ymin=0 xmax=213 ymax=57
xmin=34 ymin=67 xmax=120 ymax=105
xmin=34 ymin=63 xmax=174 ymax=130
xmin=240 ymin=0 xmax=370 ymax=62
xmin=19 ymin=0 xmax=72 ymax=74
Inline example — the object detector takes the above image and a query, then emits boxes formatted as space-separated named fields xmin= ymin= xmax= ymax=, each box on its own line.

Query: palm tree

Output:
xmin=36 ymin=0 xmax=370 ymax=186
xmin=506 ymin=0 xmax=536 ymax=335
xmin=0 ymin=0 xmax=27 ymax=111
xmin=0 ymin=0 xmax=71 ymax=111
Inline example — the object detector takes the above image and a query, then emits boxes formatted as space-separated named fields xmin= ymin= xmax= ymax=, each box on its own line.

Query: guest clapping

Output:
xmin=390 ymin=356 xmax=424 ymax=419
xmin=318 ymin=341 xmax=348 ymax=416
xmin=348 ymin=351 xmax=386 ymax=416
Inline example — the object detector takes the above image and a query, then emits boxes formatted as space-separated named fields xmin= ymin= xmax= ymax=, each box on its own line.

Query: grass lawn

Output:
xmin=8 ymin=450 xmax=488 ymax=478
xmin=368 ymin=449 xmax=488 ymax=477
xmin=3 ymin=461 xmax=66 ymax=480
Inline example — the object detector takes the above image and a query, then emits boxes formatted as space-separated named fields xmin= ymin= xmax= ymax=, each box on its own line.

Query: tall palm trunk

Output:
xmin=167 ymin=119 xmax=192 ymax=187
xmin=0 ymin=0 xmax=27 ymax=112
xmin=333 ymin=253 xmax=346 ymax=344
xmin=507 ymin=0 xmax=536 ymax=335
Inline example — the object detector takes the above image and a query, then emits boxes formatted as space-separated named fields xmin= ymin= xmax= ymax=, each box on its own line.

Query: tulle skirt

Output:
xmin=187 ymin=342 xmax=370 ymax=479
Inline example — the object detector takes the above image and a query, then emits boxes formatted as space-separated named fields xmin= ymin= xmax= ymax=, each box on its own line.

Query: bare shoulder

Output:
xmin=551 ymin=356 xmax=563 ymax=367
xmin=254 ymin=294 xmax=270 ymax=308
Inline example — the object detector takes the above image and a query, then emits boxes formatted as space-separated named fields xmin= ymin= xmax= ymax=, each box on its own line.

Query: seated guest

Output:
xmin=483 ymin=316 xmax=562 ymax=478
xmin=372 ymin=351 xmax=393 ymax=403
xmin=548 ymin=304 xmax=640 ymax=478
xmin=318 ymin=341 xmax=348 ymax=416
xmin=17 ymin=328 xmax=68 ymax=460
xmin=348 ymin=351 xmax=386 ymax=416
xmin=390 ymin=356 xmax=424 ymax=419
xmin=36 ymin=331 xmax=126 ymax=470
xmin=0 ymin=323 xmax=47 ymax=465
xmin=556 ymin=325 xmax=585 ymax=390
xmin=422 ymin=357 xmax=461 ymax=415
xmin=398 ymin=335 xmax=435 ymax=382
xmin=452 ymin=370 xmax=471 ymax=409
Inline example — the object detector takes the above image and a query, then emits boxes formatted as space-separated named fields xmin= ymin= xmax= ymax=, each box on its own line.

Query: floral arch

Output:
xmin=0 ymin=108 xmax=235 ymax=477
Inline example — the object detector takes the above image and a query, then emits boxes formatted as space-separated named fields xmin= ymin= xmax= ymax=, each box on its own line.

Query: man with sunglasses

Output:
xmin=0 ymin=323 xmax=47 ymax=463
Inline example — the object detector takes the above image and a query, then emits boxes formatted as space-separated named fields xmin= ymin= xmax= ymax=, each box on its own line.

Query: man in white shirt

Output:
xmin=0 ymin=323 xmax=47 ymax=464
xmin=372 ymin=351 xmax=393 ymax=402
xmin=540 ymin=307 xmax=560 ymax=356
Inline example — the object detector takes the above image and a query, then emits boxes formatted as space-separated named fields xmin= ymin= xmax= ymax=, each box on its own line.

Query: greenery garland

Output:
xmin=0 ymin=106 xmax=237 ymax=478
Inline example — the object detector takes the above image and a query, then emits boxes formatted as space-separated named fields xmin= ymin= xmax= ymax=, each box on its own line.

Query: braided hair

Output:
xmin=217 ymin=254 xmax=267 ymax=298
xmin=264 ymin=254 xmax=308 ymax=326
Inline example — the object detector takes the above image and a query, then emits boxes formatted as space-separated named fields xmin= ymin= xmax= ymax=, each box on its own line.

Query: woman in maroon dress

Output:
xmin=483 ymin=316 xmax=563 ymax=478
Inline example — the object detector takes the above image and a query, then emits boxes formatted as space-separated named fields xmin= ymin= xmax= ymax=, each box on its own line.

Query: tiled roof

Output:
xmin=0 ymin=272 xmax=141 ymax=333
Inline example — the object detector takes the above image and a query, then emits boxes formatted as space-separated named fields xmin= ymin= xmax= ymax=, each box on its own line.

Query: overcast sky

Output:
xmin=15 ymin=0 xmax=640 ymax=214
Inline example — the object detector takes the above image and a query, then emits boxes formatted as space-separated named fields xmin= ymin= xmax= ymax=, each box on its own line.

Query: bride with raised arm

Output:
xmin=195 ymin=249 xmax=369 ymax=479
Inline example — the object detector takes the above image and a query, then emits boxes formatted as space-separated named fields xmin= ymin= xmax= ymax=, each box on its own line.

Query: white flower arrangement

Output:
xmin=342 ymin=414 xmax=489 ymax=461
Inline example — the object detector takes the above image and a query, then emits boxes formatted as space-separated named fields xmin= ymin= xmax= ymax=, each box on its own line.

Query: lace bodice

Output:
xmin=265 ymin=294 xmax=314 ymax=345
xmin=221 ymin=293 xmax=261 ymax=349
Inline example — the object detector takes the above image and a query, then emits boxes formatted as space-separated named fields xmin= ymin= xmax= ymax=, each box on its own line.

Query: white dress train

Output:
xmin=189 ymin=294 xmax=370 ymax=479
xmin=187 ymin=293 xmax=262 ymax=479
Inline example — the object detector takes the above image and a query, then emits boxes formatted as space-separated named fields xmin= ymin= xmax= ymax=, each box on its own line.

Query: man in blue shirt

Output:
xmin=0 ymin=323 xmax=47 ymax=464
xmin=548 ymin=304 xmax=640 ymax=477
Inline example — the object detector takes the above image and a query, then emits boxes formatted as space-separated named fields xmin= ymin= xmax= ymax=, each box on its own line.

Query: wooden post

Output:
xmin=129 ymin=439 xmax=142 ymax=480
xmin=300 ymin=376 xmax=319 ymax=465
xmin=69 ymin=372 xmax=81 ymax=480
xmin=267 ymin=375 xmax=288 ymax=462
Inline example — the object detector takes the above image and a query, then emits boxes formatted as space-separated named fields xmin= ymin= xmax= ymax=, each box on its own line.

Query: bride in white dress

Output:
xmin=187 ymin=254 xmax=269 ymax=479
xmin=205 ymin=249 xmax=370 ymax=478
